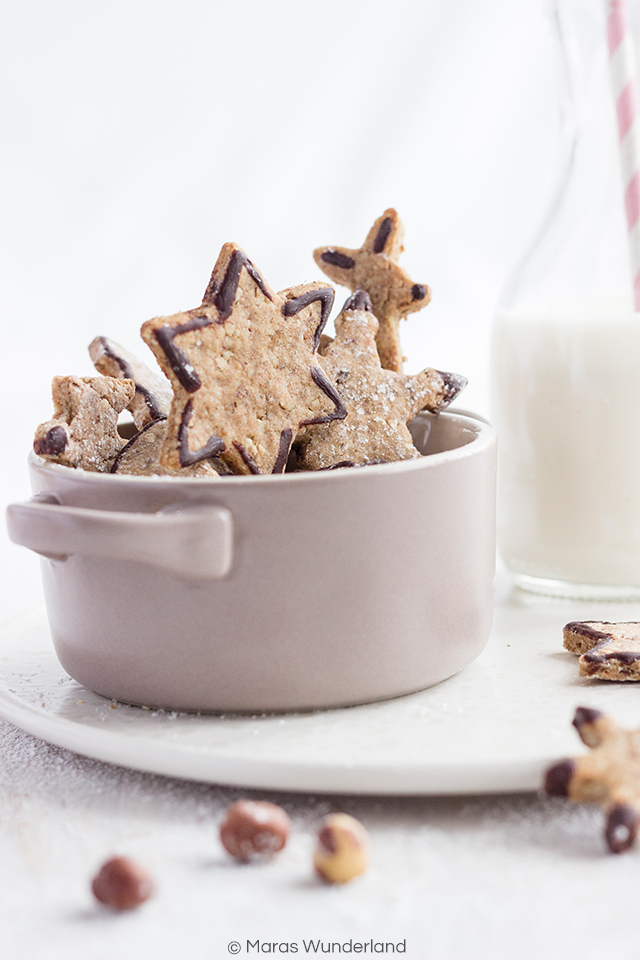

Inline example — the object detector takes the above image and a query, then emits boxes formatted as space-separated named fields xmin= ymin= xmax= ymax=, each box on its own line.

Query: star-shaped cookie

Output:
xmin=141 ymin=243 xmax=346 ymax=475
xmin=563 ymin=621 xmax=640 ymax=680
xmin=33 ymin=375 xmax=135 ymax=472
xmin=295 ymin=291 xmax=466 ymax=470
xmin=313 ymin=209 xmax=431 ymax=372
xmin=545 ymin=707 xmax=640 ymax=853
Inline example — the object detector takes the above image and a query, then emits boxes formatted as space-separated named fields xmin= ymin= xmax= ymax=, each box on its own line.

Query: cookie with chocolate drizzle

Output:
xmin=141 ymin=243 xmax=346 ymax=475
xmin=545 ymin=707 xmax=640 ymax=853
xmin=111 ymin=418 xmax=226 ymax=477
xmin=563 ymin=620 xmax=640 ymax=680
xmin=295 ymin=291 xmax=466 ymax=470
xmin=33 ymin=375 xmax=135 ymax=472
xmin=89 ymin=335 xmax=172 ymax=429
xmin=313 ymin=209 xmax=431 ymax=373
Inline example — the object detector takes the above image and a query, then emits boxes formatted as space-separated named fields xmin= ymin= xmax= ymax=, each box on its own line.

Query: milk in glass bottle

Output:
xmin=491 ymin=0 xmax=640 ymax=598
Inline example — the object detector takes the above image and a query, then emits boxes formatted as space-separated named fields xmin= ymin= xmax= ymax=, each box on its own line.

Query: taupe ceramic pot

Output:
xmin=7 ymin=411 xmax=496 ymax=712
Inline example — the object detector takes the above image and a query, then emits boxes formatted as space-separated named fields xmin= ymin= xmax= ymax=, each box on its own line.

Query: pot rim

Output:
xmin=27 ymin=410 xmax=495 ymax=488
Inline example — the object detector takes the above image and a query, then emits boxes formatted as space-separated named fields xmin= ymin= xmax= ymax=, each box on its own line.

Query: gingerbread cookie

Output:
xmin=563 ymin=621 xmax=640 ymax=681
xmin=313 ymin=209 xmax=431 ymax=372
xmin=295 ymin=291 xmax=466 ymax=470
xmin=544 ymin=707 xmax=640 ymax=853
xmin=141 ymin=242 xmax=346 ymax=475
xmin=33 ymin=375 xmax=135 ymax=472
xmin=89 ymin=336 xmax=173 ymax=429
xmin=111 ymin=418 xmax=225 ymax=477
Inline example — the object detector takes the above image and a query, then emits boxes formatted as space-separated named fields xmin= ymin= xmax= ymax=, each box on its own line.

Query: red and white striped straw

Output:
xmin=608 ymin=0 xmax=640 ymax=310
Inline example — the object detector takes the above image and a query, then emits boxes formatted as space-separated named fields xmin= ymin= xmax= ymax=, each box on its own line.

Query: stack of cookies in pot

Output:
xmin=33 ymin=210 xmax=466 ymax=477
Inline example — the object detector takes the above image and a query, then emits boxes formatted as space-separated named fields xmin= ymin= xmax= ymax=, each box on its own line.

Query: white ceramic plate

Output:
xmin=2 ymin=575 xmax=640 ymax=795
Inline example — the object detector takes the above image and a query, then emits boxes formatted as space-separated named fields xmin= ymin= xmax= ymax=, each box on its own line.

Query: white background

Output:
xmin=0 ymin=0 xmax=563 ymax=623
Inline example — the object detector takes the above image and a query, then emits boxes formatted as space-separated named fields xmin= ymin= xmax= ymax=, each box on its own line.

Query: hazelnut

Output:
xmin=313 ymin=813 xmax=369 ymax=884
xmin=91 ymin=856 xmax=154 ymax=910
xmin=220 ymin=799 xmax=290 ymax=861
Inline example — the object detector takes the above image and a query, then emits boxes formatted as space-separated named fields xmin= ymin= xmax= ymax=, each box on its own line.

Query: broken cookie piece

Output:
xmin=544 ymin=707 xmax=640 ymax=853
xmin=34 ymin=375 xmax=135 ymax=472
xmin=295 ymin=291 xmax=466 ymax=470
xmin=89 ymin=335 xmax=173 ymax=429
xmin=313 ymin=209 xmax=431 ymax=373
xmin=563 ymin=620 xmax=640 ymax=681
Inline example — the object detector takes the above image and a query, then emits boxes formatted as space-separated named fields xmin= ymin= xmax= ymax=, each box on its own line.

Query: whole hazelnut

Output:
xmin=91 ymin=856 xmax=154 ymax=910
xmin=313 ymin=813 xmax=369 ymax=884
xmin=219 ymin=799 xmax=290 ymax=861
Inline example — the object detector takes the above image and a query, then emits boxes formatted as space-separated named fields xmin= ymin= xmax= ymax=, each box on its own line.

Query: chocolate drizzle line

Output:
xmin=233 ymin=441 xmax=261 ymax=475
xmin=272 ymin=428 xmax=293 ymax=474
xmin=34 ymin=425 xmax=68 ymax=457
xmin=343 ymin=290 xmax=372 ymax=313
xmin=154 ymin=315 xmax=212 ymax=393
xmin=299 ymin=366 xmax=347 ymax=426
xmin=110 ymin=416 xmax=168 ymax=473
xmin=606 ymin=804 xmax=640 ymax=853
xmin=136 ymin=384 xmax=166 ymax=421
xmin=373 ymin=217 xmax=393 ymax=253
xmin=573 ymin=706 xmax=603 ymax=730
xmin=584 ymin=649 xmax=640 ymax=665
xmin=438 ymin=371 xmax=468 ymax=405
xmin=203 ymin=249 xmax=273 ymax=320
xmin=178 ymin=399 xmax=225 ymax=467
xmin=98 ymin=338 xmax=165 ymax=421
xmin=282 ymin=287 xmax=335 ymax=350
xmin=544 ymin=759 xmax=574 ymax=798
xmin=566 ymin=622 xmax=613 ymax=644
xmin=567 ymin=626 xmax=640 ymax=666
xmin=319 ymin=458 xmax=389 ymax=471
xmin=321 ymin=249 xmax=355 ymax=270
xmin=97 ymin=337 xmax=132 ymax=378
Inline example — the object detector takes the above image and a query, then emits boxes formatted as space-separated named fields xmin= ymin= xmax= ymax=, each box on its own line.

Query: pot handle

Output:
xmin=6 ymin=494 xmax=233 ymax=580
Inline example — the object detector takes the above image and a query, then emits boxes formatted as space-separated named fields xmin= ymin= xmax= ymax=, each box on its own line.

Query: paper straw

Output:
xmin=608 ymin=0 xmax=640 ymax=310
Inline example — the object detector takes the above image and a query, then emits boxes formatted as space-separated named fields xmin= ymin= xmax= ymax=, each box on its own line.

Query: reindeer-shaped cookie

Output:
xmin=313 ymin=209 xmax=431 ymax=372
xmin=545 ymin=707 xmax=640 ymax=853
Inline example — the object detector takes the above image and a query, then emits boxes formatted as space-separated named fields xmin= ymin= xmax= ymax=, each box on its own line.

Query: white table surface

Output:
xmin=2 ymin=565 xmax=640 ymax=960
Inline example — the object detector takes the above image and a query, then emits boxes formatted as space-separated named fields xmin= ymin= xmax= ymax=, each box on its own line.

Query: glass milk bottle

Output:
xmin=491 ymin=0 xmax=640 ymax=599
